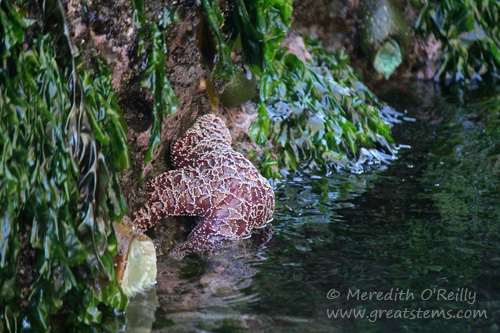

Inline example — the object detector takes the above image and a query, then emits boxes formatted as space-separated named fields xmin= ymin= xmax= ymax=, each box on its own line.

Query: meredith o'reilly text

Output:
xmin=347 ymin=288 xmax=476 ymax=305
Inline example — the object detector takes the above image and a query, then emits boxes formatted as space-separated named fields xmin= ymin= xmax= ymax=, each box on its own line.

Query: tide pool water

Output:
xmin=140 ymin=81 xmax=500 ymax=332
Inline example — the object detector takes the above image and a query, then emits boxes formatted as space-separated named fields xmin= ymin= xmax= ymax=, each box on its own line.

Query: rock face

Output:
xmin=133 ymin=114 xmax=275 ymax=259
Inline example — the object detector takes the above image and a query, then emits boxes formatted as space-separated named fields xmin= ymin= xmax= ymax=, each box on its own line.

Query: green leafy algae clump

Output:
xmin=199 ymin=0 xmax=294 ymax=79
xmin=0 ymin=0 xmax=129 ymax=330
xmin=417 ymin=0 xmax=500 ymax=81
xmin=250 ymin=38 xmax=399 ymax=178
xmin=131 ymin=0 xmax=179 ymax=165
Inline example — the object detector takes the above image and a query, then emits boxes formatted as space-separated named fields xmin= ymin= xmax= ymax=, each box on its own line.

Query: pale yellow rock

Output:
xmin=114 ymin=219 xmax=157 ymax=297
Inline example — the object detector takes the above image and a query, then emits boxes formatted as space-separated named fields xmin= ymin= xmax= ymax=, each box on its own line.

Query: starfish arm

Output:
xmin=132 ymin=169 xmax=211 ymax=231
xmin=168 ymin=217 xmax=232 ymax=260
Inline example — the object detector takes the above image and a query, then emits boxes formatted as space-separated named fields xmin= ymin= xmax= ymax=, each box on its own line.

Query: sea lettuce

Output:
xmin=250 ymin=38 xmax=398 ymax=177
xmin=199 ymin=0 xmax=294 ymax=78
xmin=416 ymin=0 xmax=500 ymax=81
xmin=131 ymin=0 xmax=179 ymax=165
xmin=0 ymin=0 xmax=129 ymax=329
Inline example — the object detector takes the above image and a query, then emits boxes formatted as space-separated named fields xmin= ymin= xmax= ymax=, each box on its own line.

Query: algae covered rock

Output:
xmin=358 ymin=0 xmax=410 ymax=79
xmin=219 ymin=67 xmax=258 ymax=107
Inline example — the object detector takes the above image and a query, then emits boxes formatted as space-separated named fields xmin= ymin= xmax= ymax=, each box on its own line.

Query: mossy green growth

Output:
xmin=416 ymin=0 xmax=500 ymax=81
xmin=1 ymin=0 xmax=128 ymax=330
xmin=219 ymin=67 xmax=258 ymax=106
xmin=358 ymin=0 xmax=409 ymax=79
xmin=250 ymin=38 xmax=398 ymax=177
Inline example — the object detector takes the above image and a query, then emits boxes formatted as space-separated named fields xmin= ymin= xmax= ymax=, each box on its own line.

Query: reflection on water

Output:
xmin=125 ymin=288 xmax=159 ymax=332
xmin=145 ymin=82 xmax=500 ymax=332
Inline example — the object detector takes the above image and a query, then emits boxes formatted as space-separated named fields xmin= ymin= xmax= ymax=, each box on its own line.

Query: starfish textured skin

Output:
xmin=133 ymin=114 xmax=275 ymax=259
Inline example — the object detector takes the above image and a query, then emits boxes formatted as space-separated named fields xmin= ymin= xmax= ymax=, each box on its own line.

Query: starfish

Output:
xmin=133 ymin=114 xmax=275 ymax=259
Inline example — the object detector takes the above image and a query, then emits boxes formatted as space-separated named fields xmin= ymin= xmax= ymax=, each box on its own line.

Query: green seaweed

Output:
xmin=416 ymin=0 xmax=500 ymax=81
xmin=199 ymin=0 xmax=293 ymax=79
xmin=200 ymin=0 xmax=235 ymax=79
xmin=250 ymin=38 xmax=397 ymax=176
xmin=233 ymin=0 xmax=294 ymax=73
xmin=132 ymin=0 xmax=179 ymax=165
xmin=1 ymin=0 xmax=129 ymax=329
